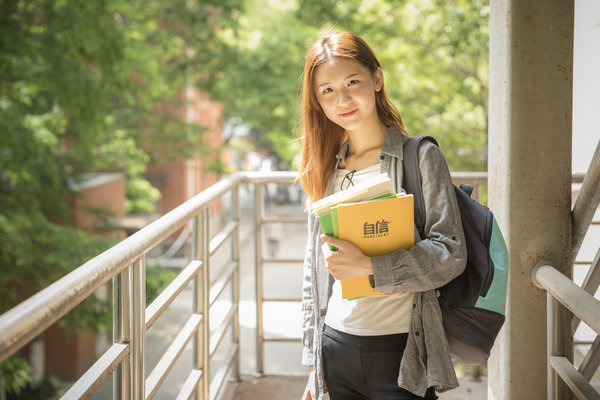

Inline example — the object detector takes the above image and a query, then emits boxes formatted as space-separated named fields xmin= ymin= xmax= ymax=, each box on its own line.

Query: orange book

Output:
xmin=336 ymin=195 xmax=414 ymax=299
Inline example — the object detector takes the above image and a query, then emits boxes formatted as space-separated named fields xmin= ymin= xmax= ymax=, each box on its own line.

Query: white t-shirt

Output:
xmin=324 ymin=164 xmax=415 ymax=335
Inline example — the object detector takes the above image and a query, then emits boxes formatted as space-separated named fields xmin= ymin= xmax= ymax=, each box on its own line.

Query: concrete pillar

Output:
xmin=488 ymin=1 xmax=574 ymax=399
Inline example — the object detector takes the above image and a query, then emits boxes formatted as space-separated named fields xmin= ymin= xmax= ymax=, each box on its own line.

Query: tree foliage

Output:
xmin=0 ymin=0 xmax=242 ymax=392
xmin=0 ymin=0 xmax=243 ymax=304
xmin=211 ymin=0 xmax=490 ymax=171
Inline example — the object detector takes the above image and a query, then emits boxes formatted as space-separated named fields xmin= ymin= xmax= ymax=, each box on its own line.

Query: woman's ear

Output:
xmin=374 ymin=66 xmax=384 ymax=92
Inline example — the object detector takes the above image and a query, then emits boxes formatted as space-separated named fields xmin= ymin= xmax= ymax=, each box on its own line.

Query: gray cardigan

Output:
xmin=301 ymin=126 xmax=467 ymax=398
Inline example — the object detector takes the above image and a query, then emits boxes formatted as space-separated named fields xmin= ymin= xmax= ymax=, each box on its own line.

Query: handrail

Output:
xmin=532 ymin=263 xmax=600 ymax=335
xmin=532 ymin=262 xmax=600 ymax=399
xmin=0 ymin=173 xmax=244 ymax=363
xmin=0 ymin=172 xmax=246 ymax=400
xmin=528 ymin=140 xmax=600 ymax=400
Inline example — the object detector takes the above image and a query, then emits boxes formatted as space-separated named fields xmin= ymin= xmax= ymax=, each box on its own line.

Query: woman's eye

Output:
xmin=322 ymin=88 xmax=333 ymax=94
xmin=348 ymin=79 xmax=359 ymax=86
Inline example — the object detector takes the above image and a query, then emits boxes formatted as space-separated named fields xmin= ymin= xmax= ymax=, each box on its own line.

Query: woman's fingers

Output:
xmin=321 ymin=235 xmax=373 ymax=279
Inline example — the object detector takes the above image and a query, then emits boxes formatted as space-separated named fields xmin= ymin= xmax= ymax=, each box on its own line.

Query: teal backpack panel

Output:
xmin=475 ymin=218 xmax=509 ymax=315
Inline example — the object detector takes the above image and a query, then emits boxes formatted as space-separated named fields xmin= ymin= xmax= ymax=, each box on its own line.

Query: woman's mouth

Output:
xmin=339 ymin=109 xmax=357 ymax=118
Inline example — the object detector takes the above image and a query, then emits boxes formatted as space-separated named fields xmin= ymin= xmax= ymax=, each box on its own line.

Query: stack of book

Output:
xmin=312 ymin=173 xmax=414 ymax=299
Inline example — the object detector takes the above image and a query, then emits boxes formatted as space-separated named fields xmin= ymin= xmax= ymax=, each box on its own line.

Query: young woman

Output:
xmin=298 ymin=32 xmax=467 ymax=400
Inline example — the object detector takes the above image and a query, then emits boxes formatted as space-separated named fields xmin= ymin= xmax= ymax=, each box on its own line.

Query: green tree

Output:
xmin=211 ymin=0 xmax=489 ymax=171
xmin=207 ymin=0 xmax=312 ymax=165
xmin=0 ymin=0 xmax=242 ymax=393
xmin=0 ymin=0 xmax=243 ymax=309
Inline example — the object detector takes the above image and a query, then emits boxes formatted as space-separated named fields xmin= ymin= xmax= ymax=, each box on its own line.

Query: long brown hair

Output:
xmin=298 ymin=32 xmax=406 ymax=203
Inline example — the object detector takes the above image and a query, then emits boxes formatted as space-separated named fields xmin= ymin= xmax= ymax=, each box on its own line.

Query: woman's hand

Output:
xmin=302 ymin=368 xmax=315 ymax=400
xmin=321 ymin=234 xmax=373 ymax=280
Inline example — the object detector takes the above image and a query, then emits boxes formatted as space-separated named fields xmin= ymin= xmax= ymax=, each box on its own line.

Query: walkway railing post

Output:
xmin=547 ymin=292 xmax=565 ymax=400
xmin=192 ymin=215 xmax=202 ymax=399
xmin=201 ymin=208 xmax=210 ymax=400
xmin=113 ymin=268 xmax=131 ymax=400
xmin=255 ymin=182 xmax=265 ymax=377
xmin=232 ymin=184 xmax=241 ymax=382
xmin=193 ymin=209 xmax=211 ymax=400
xmin=131 ymin=256 xmax=146 ymax=400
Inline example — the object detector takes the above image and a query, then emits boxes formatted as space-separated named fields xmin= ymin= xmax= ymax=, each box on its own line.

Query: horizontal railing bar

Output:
xmin=209 ymin=343 xmax=239 ymax=400
xmin=241 ymin=171 xmax=297 ymax=184
xmin=176 ymin=369 xmax=203 ymax=400
xmin=579 ymin=335 xmax=600 ymax=381
xmin=532 ymin=263 xmax=600 ymax=335
xmin=210 ymin=261 xmax=238 ymax=306
xmin=262 ymin=217 xmax=307 ymax=224
xmin=262 ymin=298 xmax=302 ymax=302
xmin=573 ymin=172 xmax=587 ymax=184
xmin=263 ymin=337 xmax=301 ymax=342
xmin=209 ymin=220 xmax=238 ymax=257
xmin=239 ymin=171 xmax=497 ymax=185
xmin=210 ymin=304 xmax=238 ymax=357
xmin=146 ymin=314 xmax=203 ymax=400
xmin=550 ymin=356 xmax=600 ymax=400
xmin=450 ymin=172 xmax=488 ymax=185
xmin=0 ymin=173 xmax=244 ymax=363
xmin=60 ymin=343 xmax=129 ymax=400
xmin=574 ymin=340 xmax=596 ymax=345
xmin=263 ymin=259 xmax=304 ymax=264
xmin=146 ymin=261 xmax=202 ymax=330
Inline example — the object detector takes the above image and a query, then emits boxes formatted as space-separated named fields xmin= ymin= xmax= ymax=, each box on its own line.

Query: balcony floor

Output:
xmin=224 ymin=375 xmax=307 ymax=400
xmin=223 ymin=374 xmax=488 ymax=400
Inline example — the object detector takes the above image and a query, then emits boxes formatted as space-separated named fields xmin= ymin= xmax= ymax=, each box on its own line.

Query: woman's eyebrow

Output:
xmin=317 ymin=73 xmax=360 ymax=88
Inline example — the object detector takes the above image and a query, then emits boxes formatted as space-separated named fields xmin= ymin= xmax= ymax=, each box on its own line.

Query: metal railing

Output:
xmin=0 ymin=169 xmax=491 ymax=400
xmin=532 ymin=140 xmax=600 ymax=400
xmin=532 ymin=263 xmax=600 ymax=400
xmin=0 ymin=173 xmax=246 ymax=400
xmin=3 ymin=162 xmax=598 ymax=399
xmin=248 ymin=171 xmax=304 ymax=376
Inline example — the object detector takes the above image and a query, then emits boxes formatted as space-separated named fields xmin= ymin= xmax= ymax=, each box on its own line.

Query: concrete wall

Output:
xmin=488 ymin=1 xmax=574 ymax=398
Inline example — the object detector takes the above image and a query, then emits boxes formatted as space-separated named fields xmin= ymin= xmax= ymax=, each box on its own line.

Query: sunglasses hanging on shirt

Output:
xmin=340 ymin=169 xmax=357 ymax=191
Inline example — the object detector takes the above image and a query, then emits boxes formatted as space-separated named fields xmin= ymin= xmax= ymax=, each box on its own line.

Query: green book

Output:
xmin=317 ymin=213 xmax=337 ymax=251
xmin=331 ymin=206 xmax=339 ymax=240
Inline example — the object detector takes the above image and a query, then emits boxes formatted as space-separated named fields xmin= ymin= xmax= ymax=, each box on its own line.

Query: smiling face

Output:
xmin=314 ymin=57 xmax=384 ymax=135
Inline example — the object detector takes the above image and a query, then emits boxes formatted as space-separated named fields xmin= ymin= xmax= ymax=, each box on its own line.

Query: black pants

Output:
xmin=322 ymin=325 xmax=437 ymax=400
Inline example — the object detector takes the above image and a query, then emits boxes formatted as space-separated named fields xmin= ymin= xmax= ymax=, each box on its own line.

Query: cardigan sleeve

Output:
xmin=301 ymin=212 xmax=317 ymax=365
xmin=370 ymin=141 xmax=467 ymax=293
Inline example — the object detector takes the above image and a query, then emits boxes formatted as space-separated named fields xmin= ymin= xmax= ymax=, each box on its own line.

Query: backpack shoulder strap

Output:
xmin=402 ymin=135 xmax=439 ymax=238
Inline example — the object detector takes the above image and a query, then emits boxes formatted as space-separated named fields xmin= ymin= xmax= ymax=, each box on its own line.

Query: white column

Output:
xmin=488 ymin=1 xmax=574 ymax=399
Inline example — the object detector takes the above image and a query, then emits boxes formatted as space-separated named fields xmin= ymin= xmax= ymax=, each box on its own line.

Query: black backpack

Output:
xmin=403 ymin=136 xmax=509 ymax=365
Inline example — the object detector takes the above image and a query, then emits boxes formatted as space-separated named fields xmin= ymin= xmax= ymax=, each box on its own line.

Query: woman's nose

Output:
xmin=337 ymin=90 xmax=351 ymax=106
